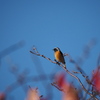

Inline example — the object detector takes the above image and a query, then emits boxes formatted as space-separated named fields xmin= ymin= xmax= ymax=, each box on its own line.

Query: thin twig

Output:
xmin=51 ymin=83 xmax=64 ymax=92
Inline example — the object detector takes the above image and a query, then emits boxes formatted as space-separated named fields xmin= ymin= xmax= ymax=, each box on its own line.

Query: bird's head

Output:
xmin=53 ymin=47 xmax=60 ymax=52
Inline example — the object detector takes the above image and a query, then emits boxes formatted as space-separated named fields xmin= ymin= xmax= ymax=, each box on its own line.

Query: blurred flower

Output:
xmin=55 ymin=72 xmax=80 ymax=100
xmin=0 ymin=92 xmax=5 ymax=100
xmin=62 ymin=85 xmax=79 ymax=100
xmin=92 ymin=67 xmax=100 ymax=92
xmin=55 ymin=72 xmax=67 ymax=88
xmin=26 ymin=88 xmax=40 ymax=100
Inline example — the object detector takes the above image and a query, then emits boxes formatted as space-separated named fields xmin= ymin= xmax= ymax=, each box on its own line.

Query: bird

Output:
xmin=53 ymin=47 xmax=66 ymax=69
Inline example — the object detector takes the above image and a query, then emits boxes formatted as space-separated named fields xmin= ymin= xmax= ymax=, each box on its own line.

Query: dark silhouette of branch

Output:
xmin=64 ymin=53 xmax=93 ymax=86
xmin=51 ymin=83 xmax=64 ymax=92
xmin=4 ymin=73 xmax=54 ymax=95
xmin=0 ymin=40 xmax=25 ymax=66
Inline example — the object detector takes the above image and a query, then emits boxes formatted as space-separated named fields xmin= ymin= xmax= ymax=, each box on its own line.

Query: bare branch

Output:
xmin=51 ymin=83 xmax=64 ymax=92
xmin=30 ymin=48 xmax=99 ymax=100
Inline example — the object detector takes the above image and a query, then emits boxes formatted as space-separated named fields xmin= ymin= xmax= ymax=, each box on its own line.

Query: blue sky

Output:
xmin=0 ymin=0 xmax=100 ymax=100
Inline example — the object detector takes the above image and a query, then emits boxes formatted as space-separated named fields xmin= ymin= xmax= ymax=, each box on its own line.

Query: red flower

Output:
xmin=0 ymin=92 xmax=5 ymax=100
xmin=56 ymin=72 xmax=67 ymax=88
xmin=55 ymin=72 xmax=80 ymax=100
xmin=92 ymin=68 xmax=100 ymax=92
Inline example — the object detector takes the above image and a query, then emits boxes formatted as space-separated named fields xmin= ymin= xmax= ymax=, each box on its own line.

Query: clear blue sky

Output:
xmin=0 ymin=0 xmax=100 ymax=100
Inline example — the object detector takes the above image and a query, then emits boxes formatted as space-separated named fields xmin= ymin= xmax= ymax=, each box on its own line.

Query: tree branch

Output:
xmin=30 ymin=49 xmax=99 ymax=100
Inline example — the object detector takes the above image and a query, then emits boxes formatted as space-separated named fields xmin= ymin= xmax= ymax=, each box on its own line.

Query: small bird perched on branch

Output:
xmin=53 ymin=47 xmax=66 ymax=69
